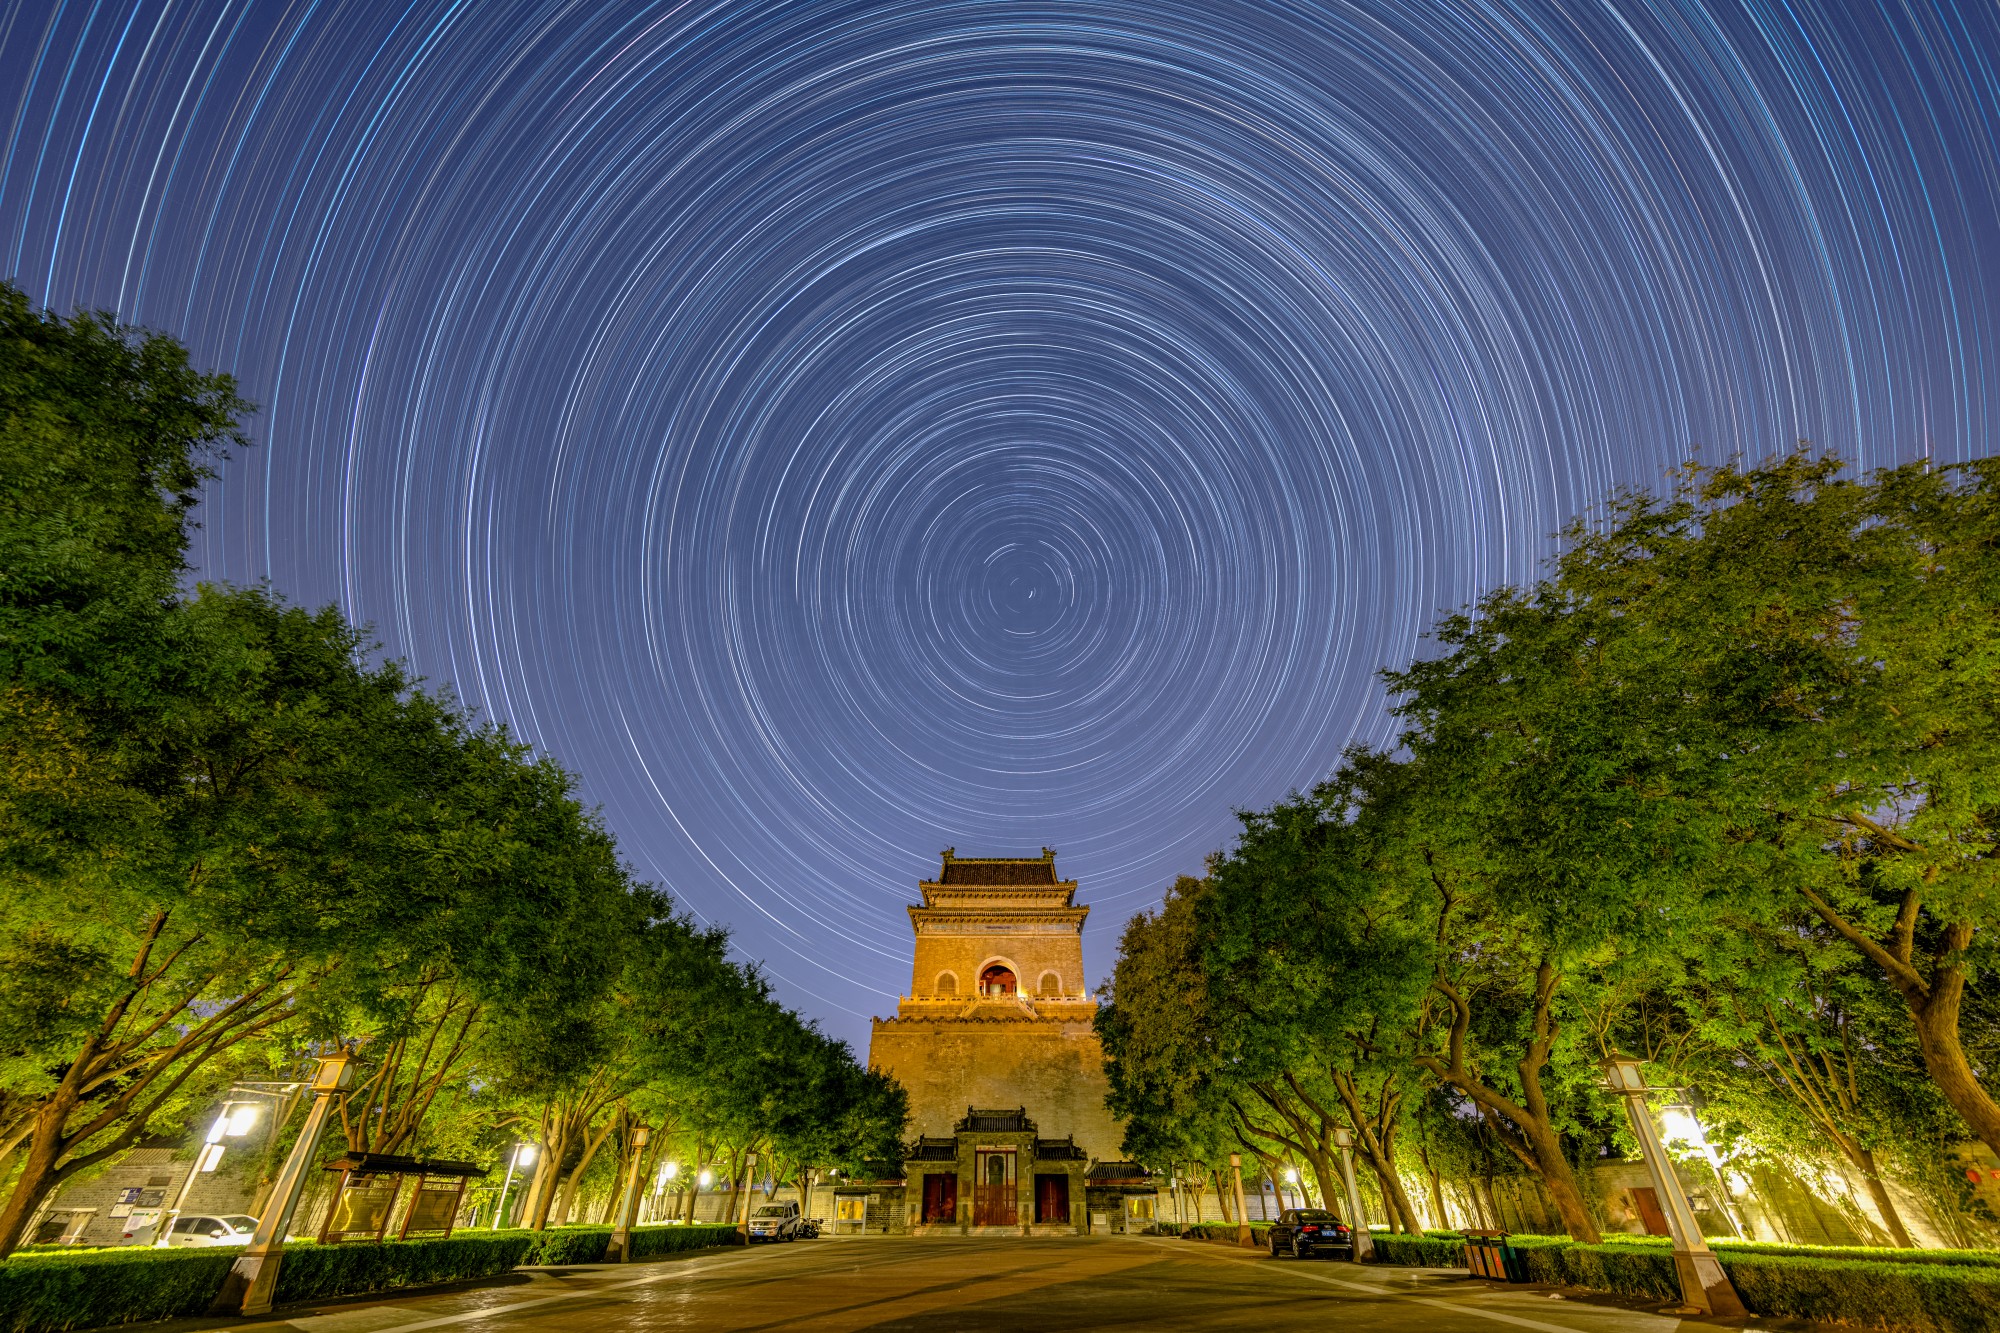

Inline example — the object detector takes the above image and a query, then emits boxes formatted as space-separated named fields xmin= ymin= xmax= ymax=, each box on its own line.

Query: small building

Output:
xmin=902 ymin=1107 xmax=1091 ymax=1234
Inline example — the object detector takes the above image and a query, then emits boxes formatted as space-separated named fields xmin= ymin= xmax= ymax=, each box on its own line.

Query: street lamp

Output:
xmin=1282 ymin=1167 xmax=1299 ymax=1211
xmin=212 ymin=1050 xmax=356 ymax=1315
xmin=1603 ymin=1055 xmax=1745 ymax=1317
xmin=1226 ymin=1153 xmax=1251 ymax=1246
xmin=1330 ymin=1128 xmax=1375 ymax=1261
xmin=491 ymin=1142 xmax=537 ymax=1231
xmin=607 ymin=1126 xmax=651 ymax=1262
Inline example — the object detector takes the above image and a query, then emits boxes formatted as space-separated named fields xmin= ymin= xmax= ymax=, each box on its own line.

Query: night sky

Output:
xmin=4 ymin=1 xmax=1995 ymax=1046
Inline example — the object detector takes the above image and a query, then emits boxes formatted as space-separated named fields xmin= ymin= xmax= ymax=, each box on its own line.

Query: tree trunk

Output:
xmin=0 ymin=1095 xmax=73 ymax=1257
xmin=1906 ymin=956 xmax=2000 ymax=1164
xmin=1837 ymin=1140 xmax=1913 ymax=1248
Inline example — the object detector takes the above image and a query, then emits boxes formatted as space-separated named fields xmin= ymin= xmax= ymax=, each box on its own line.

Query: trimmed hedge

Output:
xmin=1180 ymin=1222 xmax=1272 ymax=1243
xmin=0 ymin=1248 xmax=235 ymax=1332
xmin=1597 ymin=1233 xmax=2000 ymax=1270
xmin=272 ymin=1232 xmax=535 ymax=1303
xmin=1725 ymin=1252 xmax=2000 ymax=1333
xmin=1368 ymin=1231 xmax=2000 ymax=1331
xmin=1369 ymin=1234 xmax=1464 ymax=1267
xmin=0 ymin=1223 xmax=740 ymax=1333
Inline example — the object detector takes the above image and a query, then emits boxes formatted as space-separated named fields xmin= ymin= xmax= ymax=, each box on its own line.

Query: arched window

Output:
xmin=978 ymin=964 xmax=1017 ymax=996
xmin=935 ymin=971 xmax=959 ymax=997
xmin=1038 ymin=971 xmax=1061 ymax=997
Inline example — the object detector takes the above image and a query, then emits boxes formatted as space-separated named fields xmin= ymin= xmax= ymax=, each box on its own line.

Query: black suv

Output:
xmin=1266 ymin=1209 xmax=1353 ymax=1260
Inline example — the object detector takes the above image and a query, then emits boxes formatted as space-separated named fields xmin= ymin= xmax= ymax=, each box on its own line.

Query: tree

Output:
xmin=1553 ymin=454 xmax=2000 ymax=1158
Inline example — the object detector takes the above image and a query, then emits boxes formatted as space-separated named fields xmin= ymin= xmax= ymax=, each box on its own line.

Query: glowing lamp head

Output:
xmin=1284 ymin=1168 xmax=1299 ymax=1185
xmin=698 ymin=1169 xmax=714 ymax=1188
xmin=516 ymin=1143 xmax=538 ymax=1166
xmin=223 ymin=1104 xmax=259 ymax=1137
xmin=1602 ymin=1055 xmax=1647 ymax=1093
xmin=662 ymin=1162 xmax=679 ymax=1181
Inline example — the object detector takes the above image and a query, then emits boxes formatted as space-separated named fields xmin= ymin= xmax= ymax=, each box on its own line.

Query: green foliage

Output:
xmin=1723 ymin=1252 xmax=2000 ymax=1332
xmin=1369 ymin=1234 xmax=1464 ymax=1266
xmin=0 ymin=1247 xmax=235 ymax=1331
xmin=271 ymin=1232 xmax=534 ymax=1302
xmin=0 ymin=1224 xmax=741 ymax=1333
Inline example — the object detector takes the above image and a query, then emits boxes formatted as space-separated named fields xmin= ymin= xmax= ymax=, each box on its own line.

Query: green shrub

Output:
xmin=1369 ymin=1234 xmax=1464 ymax=1267
xmin=1597 ymin=1233 xmax=2000 ymax=1270
xmin=1725 ymin=1253 xmax=2000 ymax=1332
xmin=1179 ymin=1221 xmax=1272 ymax=1242
xmin=0 ymin=1223 xmax=739 ymax=1333
xmin=626 ymin=1224 xmax=739 ymax=1258
xmin=1511 ymin=1239 xmax=1681 ymax=1303
xmin=0 ymin=1248 xmax=235 ymax=1332
xmin=512 ymin=1225 xmax=613 ymax=1265
xmin=272 ymin=1232 xmax=535 ymax=1303
xmin=1370 ymin=1232 xmax=2000 ymax=1332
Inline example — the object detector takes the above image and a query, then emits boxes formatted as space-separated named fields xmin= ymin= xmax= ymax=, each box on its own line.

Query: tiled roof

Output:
xmin=939 ymin=859 xmax=1058 ymax=885
xmin=954 ymin=1106 xmax=1038 ymax=1133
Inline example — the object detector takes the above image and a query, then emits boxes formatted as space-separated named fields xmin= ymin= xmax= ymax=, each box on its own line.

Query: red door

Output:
xmin=1035 ymin=1174 xmax=1069 ymax=1224
xmin=973 ymin=1150 xmax=1017 ymax=1225
xmin=1630 ymin=1187 xmax=1671 ymax=1236
xmin=922 ymin=1173 xmax=958 ymax=1223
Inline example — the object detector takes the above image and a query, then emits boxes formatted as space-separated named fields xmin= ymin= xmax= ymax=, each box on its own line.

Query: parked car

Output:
xmin=1266 ymin=1209 xmax=1353 ymax=1260
xmin=747 ymin=1201 xmax=805 ymax=1242
xmin=163 ymin=1214 xmax=259 ymax=1247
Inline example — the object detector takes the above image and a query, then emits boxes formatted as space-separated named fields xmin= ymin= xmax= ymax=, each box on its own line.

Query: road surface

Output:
xmin=215 ymin=1235 xmax=1755 ymax=1332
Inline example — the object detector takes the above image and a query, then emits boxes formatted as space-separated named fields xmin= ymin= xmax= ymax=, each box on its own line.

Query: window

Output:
xmin=835 ymin=1196 xmax=867 ymax=1222
xmin=172 ymin=1218 xmax=203 ymax=1234
xmin=1037 ymin=971 xmax=1061 ymax=996
xmin=935 ymin=971 xmax=958 ymax=996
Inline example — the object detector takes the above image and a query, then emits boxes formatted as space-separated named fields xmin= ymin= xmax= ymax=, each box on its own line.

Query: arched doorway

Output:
xmin=978 ymin=964 xmax=1017 ymax=996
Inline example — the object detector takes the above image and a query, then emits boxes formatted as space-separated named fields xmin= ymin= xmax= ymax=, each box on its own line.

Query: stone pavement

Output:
xmin=179 ymin=1234 xmax=1779 ymax=1332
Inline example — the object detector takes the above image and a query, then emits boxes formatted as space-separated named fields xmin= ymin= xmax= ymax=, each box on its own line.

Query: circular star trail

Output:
xmin=3 ymin=1 xmax=1996 ymax=1035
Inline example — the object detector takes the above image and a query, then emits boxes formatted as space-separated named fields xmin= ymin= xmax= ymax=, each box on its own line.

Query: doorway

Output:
xmin=1034 ymin=1173 xmax=1070 ymax=1225
xmin=973 ymin=1149 xmax=1017 ymax=1225
xmin=922 ymin=1172 xmax=958 ymax=1223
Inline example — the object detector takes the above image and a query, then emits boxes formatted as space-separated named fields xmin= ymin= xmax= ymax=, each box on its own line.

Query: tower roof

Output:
xmin=932 ymin=847 xmax=1069 ymax=886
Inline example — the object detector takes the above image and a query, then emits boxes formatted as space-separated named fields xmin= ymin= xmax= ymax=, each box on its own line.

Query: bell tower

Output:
xmin=869 ymin=849 xmax=1122 ymax=1155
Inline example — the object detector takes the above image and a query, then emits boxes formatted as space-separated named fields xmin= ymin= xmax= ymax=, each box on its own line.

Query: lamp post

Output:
xmin=491 ymin=1142 xmax=537 ymax=1230
xmin=1603 ymin=1055 xmax=1745 ymax=1317
xmin=1282 ymin=1167 xmax=1299 ymax=1212
xmin=1331 ymin=1127 xmax=1374 ymax=1261
xmin=211 ymin=1051 xmax=356 ymax=1316
xmin=606 ymin=1126 xmax=651 ymax=1262
xmin=735 ymin=1151 xmax=759 ymax=1235
xmin=1227 ymin=1153 xmax=1252 ymax=1246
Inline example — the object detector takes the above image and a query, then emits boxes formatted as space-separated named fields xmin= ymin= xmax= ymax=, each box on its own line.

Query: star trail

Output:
xmin=3 ymin=1 xmax=1995 ymax=1041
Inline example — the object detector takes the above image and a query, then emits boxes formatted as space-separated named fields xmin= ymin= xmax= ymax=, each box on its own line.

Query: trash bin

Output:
xmin=1461 ymin=1229 xmax=1527 ymax=1282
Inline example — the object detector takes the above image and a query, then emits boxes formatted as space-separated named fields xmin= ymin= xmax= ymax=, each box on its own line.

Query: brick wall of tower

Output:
xmin=869 ymin=1013 xmax=1125 ymax=1157
xmin=910 ymin=931 xmax=1086 ymax=998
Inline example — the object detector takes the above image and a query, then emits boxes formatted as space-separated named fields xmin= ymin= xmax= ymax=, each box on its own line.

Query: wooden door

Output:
xmin=1035 ymin=1174 xmax=1069 ymax=1224
xmin=922 ymin=1173 xmax=958 ymax=1223
xmin=973 ymin=1150 xmax=1017 ymax=1226
xmin=1630 ymin=1186 xmax=1671 ymax=1236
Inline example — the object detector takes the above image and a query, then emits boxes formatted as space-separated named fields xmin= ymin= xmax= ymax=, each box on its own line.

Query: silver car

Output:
xmin=746 ymin=1201 xmax=804 ymax=1242
xmin=164 ymin=1214 xmax=258 ymax=1247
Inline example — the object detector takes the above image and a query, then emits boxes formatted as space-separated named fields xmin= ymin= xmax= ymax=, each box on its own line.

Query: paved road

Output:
xmin=212 ymin=1235 xmax=1758 ymax=1333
